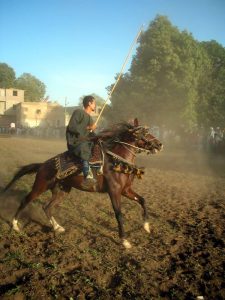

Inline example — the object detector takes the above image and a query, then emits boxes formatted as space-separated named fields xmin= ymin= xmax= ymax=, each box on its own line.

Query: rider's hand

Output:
xmin=89 ymin=124 xmax=97 ymax=131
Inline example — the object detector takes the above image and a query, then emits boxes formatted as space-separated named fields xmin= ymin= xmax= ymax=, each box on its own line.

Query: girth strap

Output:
xmin=106 ymin=150 xmax=135 ymax=166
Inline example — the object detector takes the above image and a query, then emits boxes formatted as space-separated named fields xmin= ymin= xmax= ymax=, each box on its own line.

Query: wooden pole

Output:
xmin=95 ymin=25 xmax=144 ymax=126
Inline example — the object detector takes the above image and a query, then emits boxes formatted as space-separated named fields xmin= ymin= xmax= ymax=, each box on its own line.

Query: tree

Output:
xmin=108 ymin=15 xmax=211 ymax=130
xmin=104 ymin=73 xmax=142 ymax=122
xmin=15 ymin=73 xmax=46 ymax=102
xmin=198 ymin=41 xmax=225 ymax=127
xmin=0 ymin=63 xmax=16 ymax=88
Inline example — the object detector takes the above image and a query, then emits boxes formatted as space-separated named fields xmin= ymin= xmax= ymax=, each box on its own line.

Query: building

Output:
xmin=0 ymin=88 xmax=66 ymax=129
xmin=0 ymin=88 xmax=25 ymax=129
xmin=0 ymin=88 xmax=102 ymax=130
xmin=15 ymin=102 xmax=65 ymax=128
xmin=0 ymin=88 xmax=24 ymax=115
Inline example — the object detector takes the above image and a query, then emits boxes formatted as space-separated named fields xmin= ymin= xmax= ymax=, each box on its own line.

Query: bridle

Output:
xmin=115 ymin=140 xmax=147 ymax=156
xmin=114 ymin=133 xmax=158 ymax=156
xmin=103 ymin=127 xmax=160 ymax=170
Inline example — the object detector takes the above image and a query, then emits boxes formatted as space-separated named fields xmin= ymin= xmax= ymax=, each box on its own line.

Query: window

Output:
xmin=13 ymin=90 xmax=18 ymax=96
xmin=36 ymin=109 xmax=41 ymax=114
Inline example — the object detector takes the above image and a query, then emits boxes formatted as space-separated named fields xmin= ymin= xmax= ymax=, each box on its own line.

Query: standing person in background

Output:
xmin=66 ymin=95 xmax=97 ymax=189
xmin=10 ymin=122 xmax=16 ymax=135
xmin=207 ymin=126 xmax=215 ymax=152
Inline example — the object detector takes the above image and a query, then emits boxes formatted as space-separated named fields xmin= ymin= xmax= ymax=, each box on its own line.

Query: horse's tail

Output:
xmin=3 ymin=163 xmax=42 ymax=192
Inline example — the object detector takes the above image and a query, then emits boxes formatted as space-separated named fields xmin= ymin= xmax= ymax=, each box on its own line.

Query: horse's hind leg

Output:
xmin=12 ymin=187 xmax=47 ymax=232
xmin=43 ymin=184 xmax=66 ymax=233
xmin=122 ymin=187 xmax=150 ymax=233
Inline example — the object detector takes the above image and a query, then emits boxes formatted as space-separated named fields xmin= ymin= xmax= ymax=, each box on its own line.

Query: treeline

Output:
xmin=105 ymin=15 xmax=225 ymax=130
xmin=0 ymin=63 xmax=46 ymax=102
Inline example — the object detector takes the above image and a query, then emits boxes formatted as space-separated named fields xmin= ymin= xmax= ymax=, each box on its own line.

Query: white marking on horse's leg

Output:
xmin=122 ymin=239 xmax=132 ymax=249
xmin=144 ymin=222 xmax=150 ymax=233
xmin=50 ymin=217 xmax=65 ymax=233
xmin=12 ymin=218 xmax=20 ymax=232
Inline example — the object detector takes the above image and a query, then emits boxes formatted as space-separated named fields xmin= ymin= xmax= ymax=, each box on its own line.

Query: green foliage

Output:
xmin=15 ymin=73 xmax=46 ymax=102
xmin=198 ymin=40 xmax=225 ymax=127
xmin=0 ymin=63 xmax=16 ymax=88
xmin=107 ymin=15 xmax=225 ymax=130
xmin=0 ymin=64 xmax=46 ymax=102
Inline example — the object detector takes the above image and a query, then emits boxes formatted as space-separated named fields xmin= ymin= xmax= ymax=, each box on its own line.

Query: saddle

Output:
xmin=54 ymin=143 xmax=103 ymax=180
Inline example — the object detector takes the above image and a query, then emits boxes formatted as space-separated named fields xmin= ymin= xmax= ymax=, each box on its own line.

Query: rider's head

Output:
xmin=83 ymin=95 xmax=96 ymax=109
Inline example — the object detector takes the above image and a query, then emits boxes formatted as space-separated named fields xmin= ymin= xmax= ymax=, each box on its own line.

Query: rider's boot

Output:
xmin=81 ymin=160 xmax=97 ymax=189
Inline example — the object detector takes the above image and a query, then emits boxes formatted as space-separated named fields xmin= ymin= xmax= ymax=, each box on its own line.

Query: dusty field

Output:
xmin=0 ymin=136 xmax=224 ymax=299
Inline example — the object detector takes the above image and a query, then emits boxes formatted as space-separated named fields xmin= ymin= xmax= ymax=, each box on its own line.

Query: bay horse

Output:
xmin=4 ymin=118 xmax=163 ymax=248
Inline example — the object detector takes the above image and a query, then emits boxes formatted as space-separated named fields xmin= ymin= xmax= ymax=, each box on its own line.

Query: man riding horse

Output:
xmin=4 ymin=116 xmax=163 ymax=248
xmin=66 ymin=95 xmax=97 ymax=189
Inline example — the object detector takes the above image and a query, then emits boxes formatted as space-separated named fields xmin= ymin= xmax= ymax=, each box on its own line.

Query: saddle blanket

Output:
xmin=54 ymin=144 xmax=103 ymax=180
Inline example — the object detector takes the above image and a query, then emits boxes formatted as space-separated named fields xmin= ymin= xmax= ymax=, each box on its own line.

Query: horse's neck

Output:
xmin=111 ymin=143 xmax=136 ymax=164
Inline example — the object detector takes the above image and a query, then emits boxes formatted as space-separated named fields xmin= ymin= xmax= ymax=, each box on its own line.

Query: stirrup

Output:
xmin=97 ymin=165 xmax=103 ymax=175
xmin=81 ymin=177 xmax=97 ymax=189
xmin=87 ymin=168 xmax=94 ymax=179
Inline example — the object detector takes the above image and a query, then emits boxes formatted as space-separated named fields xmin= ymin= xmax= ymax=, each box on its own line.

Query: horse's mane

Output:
xmin=96 ymin=122 xmax=134 ymax=148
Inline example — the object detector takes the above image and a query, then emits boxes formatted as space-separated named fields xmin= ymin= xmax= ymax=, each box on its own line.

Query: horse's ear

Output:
xmin=134 ymin=118 xmax=139 ymax=127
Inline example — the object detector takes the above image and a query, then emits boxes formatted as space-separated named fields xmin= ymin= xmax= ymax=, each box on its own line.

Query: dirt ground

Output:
xmin=0 ymin=136 xmax=224 ymax=300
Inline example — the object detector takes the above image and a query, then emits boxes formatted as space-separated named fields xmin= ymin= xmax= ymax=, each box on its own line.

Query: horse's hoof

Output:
xmin=122 ymin=239 xmax=132 ymax=249
xmin=50 ymin=217 xmax=65 ymax=233
xmin=12 ymin=219 xmax=20 ymax=232
xmin=144 ymin=222 xmax=150 ymax=233
xmin=55 ymin=226 xmax=65 ymax=233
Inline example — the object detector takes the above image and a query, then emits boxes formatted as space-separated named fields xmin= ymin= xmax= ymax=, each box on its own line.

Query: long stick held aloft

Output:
xmin=95 ymin=25 xmax=144 ymax=126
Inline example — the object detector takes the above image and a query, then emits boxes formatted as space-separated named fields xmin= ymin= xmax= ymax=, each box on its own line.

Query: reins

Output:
xmin=114 ymin=140 xmax=153 ymax=154
xmin=115 ymin=141 xmax=137 ymax=156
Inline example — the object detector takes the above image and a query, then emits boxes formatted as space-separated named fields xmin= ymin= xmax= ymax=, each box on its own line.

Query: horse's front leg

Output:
xmin=108 ymin=189 xmax=132 ymax=249
xmin=43 ymin=186 xmax=66 ymax=233
xmin=122 ymin=187 xmax=150 ymax=233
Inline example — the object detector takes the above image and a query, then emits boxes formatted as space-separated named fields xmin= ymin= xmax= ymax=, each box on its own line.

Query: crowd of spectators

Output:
xmin=151 ymin=125 xmax=225 ymax=154
xmin=0 ymin=125 xmax=66 ymax=139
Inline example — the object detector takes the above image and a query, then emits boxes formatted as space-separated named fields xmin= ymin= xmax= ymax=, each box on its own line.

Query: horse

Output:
xmin=3 ymin=118 xmax=163 ymax=248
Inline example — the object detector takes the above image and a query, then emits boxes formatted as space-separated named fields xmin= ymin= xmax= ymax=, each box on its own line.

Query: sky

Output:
xmin=1 ymin=0 xmax=225 ymax=107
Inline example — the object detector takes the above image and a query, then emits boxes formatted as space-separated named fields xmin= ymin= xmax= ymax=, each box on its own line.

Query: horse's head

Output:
xmin=99 ymin=118 xmax=163 ymax=155
xmin=126 ymin=119 xmax=163 ymax=154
